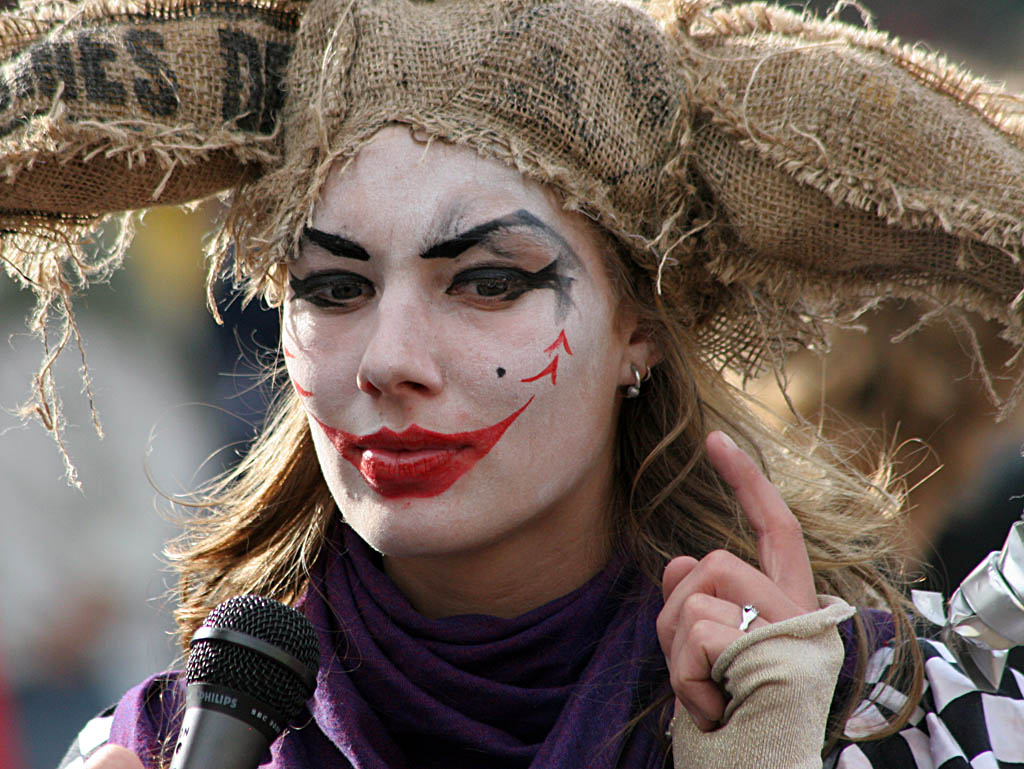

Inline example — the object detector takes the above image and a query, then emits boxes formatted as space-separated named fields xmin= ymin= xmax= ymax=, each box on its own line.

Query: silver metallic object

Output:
xmin=912 ymin=518 xmax=1024 ymax=691
xmin=738 ymin=604 xmax=759 ymax=632
xmin=625 ymin=365 xmax=642 ymax=399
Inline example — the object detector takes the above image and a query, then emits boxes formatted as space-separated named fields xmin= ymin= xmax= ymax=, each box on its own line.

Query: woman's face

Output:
xmin=282 ymin=125 xmax=649 ymax=564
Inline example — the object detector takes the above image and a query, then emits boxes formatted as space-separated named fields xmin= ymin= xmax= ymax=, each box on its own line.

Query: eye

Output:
xmin=447 ymin=267 xmax=533 ymax=306
xmin=289 ymin=271 xmax=375 ymax=309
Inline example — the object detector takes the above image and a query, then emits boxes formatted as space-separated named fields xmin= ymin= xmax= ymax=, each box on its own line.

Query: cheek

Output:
xmin=281 ymin=310 xmax=360 ymax=406
xmin=489 ymin=302 xmax=618 ymax=396
xmin=281 ymin=310 xmax=314 ymax=394
xmin=283 ymin=352 xmax=315 ymax=399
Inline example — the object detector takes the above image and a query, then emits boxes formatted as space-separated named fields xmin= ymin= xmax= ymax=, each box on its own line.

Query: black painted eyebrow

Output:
xmin=421 ymin=209 xmax=576 ymax=264
xmin=302 ymin=226 xmax=371 ymax=261
xmin=301 ymin=209 xmax=580 ymax=267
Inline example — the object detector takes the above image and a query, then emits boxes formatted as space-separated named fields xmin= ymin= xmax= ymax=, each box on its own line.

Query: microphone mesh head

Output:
xmin=186 ymin=595 xmax=320 ymax=721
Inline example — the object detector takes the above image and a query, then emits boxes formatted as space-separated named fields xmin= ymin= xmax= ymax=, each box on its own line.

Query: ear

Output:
xmin=616 ymin=308 xmax=661 ymax=388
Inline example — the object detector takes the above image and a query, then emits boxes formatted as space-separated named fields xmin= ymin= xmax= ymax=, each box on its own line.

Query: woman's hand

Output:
xmin=83 ymin=745 xmax=145 ymax=769
xmin=656 ymin=430 xmax=820 ymax=731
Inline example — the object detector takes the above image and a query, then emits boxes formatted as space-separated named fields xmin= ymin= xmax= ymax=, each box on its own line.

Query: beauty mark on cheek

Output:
xmin=520 ymin=329 xmax=572 ymax=386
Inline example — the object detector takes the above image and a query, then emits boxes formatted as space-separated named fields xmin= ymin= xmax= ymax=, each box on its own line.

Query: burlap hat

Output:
xmin=3 ymin=0 xmax=1024 ymax=474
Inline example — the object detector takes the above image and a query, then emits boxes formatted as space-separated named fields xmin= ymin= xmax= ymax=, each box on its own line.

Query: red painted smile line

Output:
xmin=312 ymin=397 xmax=534 ymax=499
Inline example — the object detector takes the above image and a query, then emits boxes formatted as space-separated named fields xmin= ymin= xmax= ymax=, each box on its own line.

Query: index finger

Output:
xmin=705 ymin=430 xmax=818 ymax=611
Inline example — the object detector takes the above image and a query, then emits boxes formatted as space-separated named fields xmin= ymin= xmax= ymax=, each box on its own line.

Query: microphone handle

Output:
xmin=169 ymin=706 xmax=270 ymax=769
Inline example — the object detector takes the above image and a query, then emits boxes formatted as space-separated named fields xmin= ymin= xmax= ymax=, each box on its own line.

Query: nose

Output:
xmin=355 ymin=291 xmax=444 ymax=398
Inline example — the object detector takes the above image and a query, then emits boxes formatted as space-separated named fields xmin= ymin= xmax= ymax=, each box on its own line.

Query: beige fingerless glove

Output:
xmin=671 ymin=596 xmax=855 ymax=769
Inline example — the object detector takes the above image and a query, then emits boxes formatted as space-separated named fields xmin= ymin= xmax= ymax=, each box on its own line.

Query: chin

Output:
xmin=341 ymin=502 xmax=518 ymax=561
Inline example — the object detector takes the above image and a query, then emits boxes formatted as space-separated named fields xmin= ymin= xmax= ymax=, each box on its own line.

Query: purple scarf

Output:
xmin=111 ymin=523 xmax=670 ymax=768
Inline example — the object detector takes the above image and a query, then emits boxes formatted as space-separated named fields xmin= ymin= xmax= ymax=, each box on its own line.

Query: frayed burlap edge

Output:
xmin=677 ymin=4 xmax=1024 ymax=252
xmin=1 ymin=0 xmax=301 ymax=481
xmin=4 ymin=120 xmax=280 ymax=206
xmin=671 ymin=2 xmax=1024 ymax=137
xmin=660 ymin=1 xmax=1024 ymax=417
xmin=700 ymin=241 xmax=1024 ymax=414
xmin=1 ymin=211 xmax=133 ymax=488
xmin=3 ymin=118 xmax=279 ymax=488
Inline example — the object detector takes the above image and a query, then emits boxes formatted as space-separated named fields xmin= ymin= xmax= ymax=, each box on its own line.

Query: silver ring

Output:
xmin=738 ymin=604 xmax=759 ymax=632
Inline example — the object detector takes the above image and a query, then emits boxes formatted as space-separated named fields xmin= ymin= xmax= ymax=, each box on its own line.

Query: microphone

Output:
xmin=913 ymin=517 xmax=1024 ymax=692
xmin=170 ymin=595 xmax=320 ymax=769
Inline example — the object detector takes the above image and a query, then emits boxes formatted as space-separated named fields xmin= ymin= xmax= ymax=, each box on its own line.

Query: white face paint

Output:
xmin=282 ymin=125 xmax=647 ymax=571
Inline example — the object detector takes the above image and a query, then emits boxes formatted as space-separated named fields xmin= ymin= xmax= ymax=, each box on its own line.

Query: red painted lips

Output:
xmin=313 ymin=397 xmax=534 ymax=498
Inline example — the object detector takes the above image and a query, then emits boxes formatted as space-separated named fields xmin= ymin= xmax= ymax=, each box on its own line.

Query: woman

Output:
xmin=5 ymin=0 xmax=1024 ymax=767
xmin=76 ymin=123 xmax=881 ymax=768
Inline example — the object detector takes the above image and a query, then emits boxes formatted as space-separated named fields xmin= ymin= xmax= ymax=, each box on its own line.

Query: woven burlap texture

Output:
xmin=223 ymin=0 xmax=1024 ymax=407
xmin=3 ymin=0 xmax=1024 ymax=478
xmin=0 ymin=0 xmax=304 ymax=480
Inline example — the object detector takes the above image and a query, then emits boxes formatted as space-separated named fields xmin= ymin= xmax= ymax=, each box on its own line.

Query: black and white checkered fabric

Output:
xmin=56 ymin=706 xmax=115 ymax=769
xmin=827 ymin=639 xmax=1024 ymax=769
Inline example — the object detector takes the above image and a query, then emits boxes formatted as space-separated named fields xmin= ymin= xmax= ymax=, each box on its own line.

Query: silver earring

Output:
xmin=624 ymin=364 xmax=642 ymax=398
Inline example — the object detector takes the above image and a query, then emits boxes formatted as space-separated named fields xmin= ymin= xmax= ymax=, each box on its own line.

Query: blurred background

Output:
xmin=0 ymin=199 xmax=280 ymax=767
xmin=1 ymin=1 xmax=1023 ymax=767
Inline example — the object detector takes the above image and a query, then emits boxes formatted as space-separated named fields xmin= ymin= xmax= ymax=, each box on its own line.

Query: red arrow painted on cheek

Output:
xmin=520 ymin=357 xmax=559 ymax=385
xmin=544 ymin=329 xmax=573 ymax=356
xmin=520 ymin=329 xmax=572 ymax=386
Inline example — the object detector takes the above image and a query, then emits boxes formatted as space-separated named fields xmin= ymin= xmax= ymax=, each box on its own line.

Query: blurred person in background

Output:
xmin=758 ymin=0 xmax=1024 ymax=671
xmin=754 ymin=305 xmax=1024 ymax=670
xmin=749 ymin=307 xmax=1024 ymax=562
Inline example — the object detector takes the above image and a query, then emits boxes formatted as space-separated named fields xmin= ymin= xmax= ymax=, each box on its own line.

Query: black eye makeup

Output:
xmin=289 ymin=271 xmax=375 ymax=309
xmin=292 ymin=209 xmax=580 ymax=316
xmin=447 ymin=261 xmax=573 ymax=308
